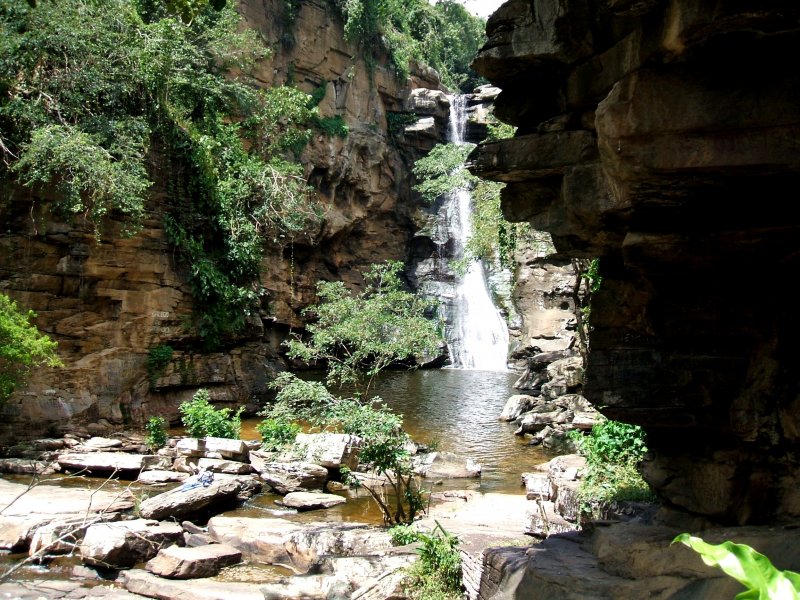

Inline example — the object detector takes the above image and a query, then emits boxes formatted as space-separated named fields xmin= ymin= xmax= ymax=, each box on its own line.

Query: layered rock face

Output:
xmin=0 ymin=0 xmax=442 ymax=441
xmin=470 ymin=0 xmax=800 ymax=524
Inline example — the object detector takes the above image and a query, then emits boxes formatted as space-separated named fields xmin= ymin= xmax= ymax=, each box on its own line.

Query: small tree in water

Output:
xmin=265 ymin=261 xmax=443 ymax=525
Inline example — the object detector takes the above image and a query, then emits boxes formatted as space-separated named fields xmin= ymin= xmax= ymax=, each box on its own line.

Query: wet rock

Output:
xmin=281 ymin=492 xmax=346 ymax=511
xmin=499 ymin=394 xmax=538 ymax=421
xmin=145 ymin=543 xmax=242 ymax=579
xmin=412 ymin=451 xmax=481 ymax=478
xmin=258 ymin=461 xmax=329 ymax=494
xmin=138 ymin=478 xmax=243 ymax=521
xmin=80 ymin=519 xmax=184 ymax=568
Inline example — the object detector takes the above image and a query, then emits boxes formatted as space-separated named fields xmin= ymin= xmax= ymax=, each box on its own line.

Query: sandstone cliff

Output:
xmin=470 ymin=0 xmax=800 ymax=525
xmin=0 ymin=0 xmax=443 ymax=441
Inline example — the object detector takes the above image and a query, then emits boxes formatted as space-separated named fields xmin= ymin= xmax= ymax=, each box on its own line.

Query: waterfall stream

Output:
xmin=445 ymin=95 xmax=509 ymax=371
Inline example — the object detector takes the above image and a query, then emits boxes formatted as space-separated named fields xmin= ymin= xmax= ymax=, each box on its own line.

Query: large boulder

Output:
xmin=290 ymin=433 xmax=362 ymax=470
xmin=258 ymin=461 xmax=329 ymax=494
xmin=80 ymin=519 xmax=184 ymax=568
xmin=197 ymin=457 xmax=253 ymax=475
xmin=138 ymin=479 xmax=243 ymax=521
xmin=145 ymin=543 xmax=242 ymax=579
xmin=499 ymin=394 xmax=538 ymax=421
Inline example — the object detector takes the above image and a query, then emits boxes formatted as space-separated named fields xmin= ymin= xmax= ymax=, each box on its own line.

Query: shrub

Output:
xmin=405 ymin=521 xmax=463 ymax=600
xmin=0 ymin=293 xmax=62 ymax=403
xmin=389 ymin=523 xmax=420 ymax=546
xmin=179 ymin=388 xmax=243 ymax=439
xmin=144 ymin=416 xmax=168 ymax=451
xmin=569 ymin=418 xmax=656 ymax=513
xmin=256 ymin=417 xmax=301 ymax=451
xmin=146 ymin=345 xmax=173 ymax=388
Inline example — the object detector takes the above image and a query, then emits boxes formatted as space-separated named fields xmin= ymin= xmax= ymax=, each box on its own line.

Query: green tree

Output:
xmin=179 ymin=388 xmax=243 ymax=439
xmin=0 ymin=293 xmax=62 ymax=402
xmin=266 ymin=262 xmax=444 ymax=525
xmin=285 ymin=261 xmax=443 ymax=394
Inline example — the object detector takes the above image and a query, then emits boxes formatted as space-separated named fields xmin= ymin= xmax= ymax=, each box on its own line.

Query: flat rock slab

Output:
xmin=0 ymin=478 xmax=134 ymax=518
xmin=146 ymin=543 xmax=242 ymax=579
xmin=57 ymin=452 xmax=169 ymax=473
xmin=138 ymin=479 xmax=243 ymax=521
xmin=81 ymin=519 xmax=184 ymax=569
xmin=80 ymin=437 xmax=124 ymax=450
xmin=0 ymin=580 xmax=142 ymax=599
xmin=123 ymin=569 xmax=264 ymax=600
xmin=138 ymin=469 xmax=189 ymax=484
xmin=281 ymin=492 xmax=346 ymax=511
xmin=197 ymin=457 xmax=253 ymax=475
xmin=207 ymin=516 xmax=392 ymax=572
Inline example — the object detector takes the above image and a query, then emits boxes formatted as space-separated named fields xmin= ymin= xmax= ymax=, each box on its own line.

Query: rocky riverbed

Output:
xmin=0 ymin=428 xmax=549 ymax=599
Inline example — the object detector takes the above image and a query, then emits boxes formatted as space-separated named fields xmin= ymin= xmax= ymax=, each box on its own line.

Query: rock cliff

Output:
xmin=0 ymin=0 xmax=443 ymax=441
xmin=470 ymin=0 xmax=800 ymax=525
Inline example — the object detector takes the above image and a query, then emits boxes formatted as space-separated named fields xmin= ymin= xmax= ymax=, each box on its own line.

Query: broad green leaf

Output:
xmin=673 ymin=534 xmax=800 ymax=600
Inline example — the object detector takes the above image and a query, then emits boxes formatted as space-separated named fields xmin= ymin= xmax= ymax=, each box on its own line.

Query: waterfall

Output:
xmin=445 ymin=95 xmax=509 ymax=371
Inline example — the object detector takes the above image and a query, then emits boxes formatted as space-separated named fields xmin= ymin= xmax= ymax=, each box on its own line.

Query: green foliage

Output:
xmin=146 ymin=345 xmax=174 ymax=387
xmin=569 ymin=418 xmax=655 ymax=511
xmin=0 ymin=0 xmax=327 ymax=346
xmin=256 ymin=416 xmax=301 ymax=451
xmin=285 ymin=261 xmax=443 ymax=394
xmin=673 ymin=534 xmax=800 ymax=599
xmin=485 ymin=120 xmax=517 ymax=141
xmin=333 ymin=0 xmax=486 ymax=90
xmin=412 ymin=143 xmax=476 ymax=203
xmin=389 ymin=523 xmax=420 ymax=545
xmin=387 ymin=112 xmax=418 ymax=137
xmin=265 ymin=371 xmax=426 ymax=526
xmin=179 ymin=388 xmax=243 ymax=439
xmin=144 ymin=415 xmax=168 ymax=451
xmin=0 ymin=293 xmax=62 ymax=402
xmin=406 ymin=521 xmax=463 ymax=599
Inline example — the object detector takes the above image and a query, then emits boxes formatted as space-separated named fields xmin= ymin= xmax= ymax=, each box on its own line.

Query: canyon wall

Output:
xmin=0 ymin=0 xmax=443 ymax=441
xmin=470 ymin=0 xmax=800 ymax=525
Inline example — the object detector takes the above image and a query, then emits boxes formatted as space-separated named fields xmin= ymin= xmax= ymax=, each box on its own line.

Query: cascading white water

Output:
xmin=446 ymin=95 xmax=509 ymax=371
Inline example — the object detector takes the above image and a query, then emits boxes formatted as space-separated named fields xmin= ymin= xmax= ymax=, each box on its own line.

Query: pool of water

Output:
xmin=239 ymin=368 xmax=551 ymax=494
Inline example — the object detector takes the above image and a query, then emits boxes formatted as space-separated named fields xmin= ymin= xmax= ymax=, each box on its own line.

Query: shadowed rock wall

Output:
xmin=470 ymin=0 xmax=800 ymax=524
